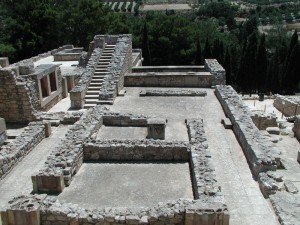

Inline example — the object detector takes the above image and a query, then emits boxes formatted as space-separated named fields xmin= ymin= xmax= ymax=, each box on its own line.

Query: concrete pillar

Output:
xmin=0 ymin=117 xmax=7 ymax=145
xmin=147 ymin=118 xmax=166 ymax=140
xmin=70 ymin=90 xmax=85 ymax=109
xmin=43 ymin=121 xmax=51 ymax=137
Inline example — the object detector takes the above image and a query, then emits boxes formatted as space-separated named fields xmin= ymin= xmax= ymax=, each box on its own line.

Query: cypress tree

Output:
xmin=142 ymin=22 xmax=151 ymax=66
xmin=224 ymin=47 xmax=232 ymax=85
xmin=204 ymin=37 xmax=212 ymax=59
xmin=219 ymin=41 xmax=224 ymax=65
xmin=195 ymin=39 xmax=202 ymax=65
xmin=212 ymin=38 xmax=220 ymax=60
xmin=256 ymin=34 xmax=268 ymax=93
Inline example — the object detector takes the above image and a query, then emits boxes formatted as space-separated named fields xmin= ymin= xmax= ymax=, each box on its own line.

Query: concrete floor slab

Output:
xmin=58 ymin=162 xmax=193 ymax=208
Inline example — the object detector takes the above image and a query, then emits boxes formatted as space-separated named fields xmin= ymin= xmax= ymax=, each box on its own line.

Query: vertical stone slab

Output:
xmin=43 ymin=121 xmax=51 ymax=137
xmin=147 ymin=118 xmax=166 ymax=140
xmin=70 ymin=90 xmax=85 ymax=109
xmin=32 ymin=173 xmax=65 ymax=193
xmin=1 ymin=195 xmax=46 ymax=225
xmin=0 ymin=117 xmax=7 ymax=145
xmin=62 ymin=77 xmax=68 ymax=98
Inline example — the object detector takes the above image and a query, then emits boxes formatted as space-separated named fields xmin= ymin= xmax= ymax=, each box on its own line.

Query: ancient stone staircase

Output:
xmin=84 ymin=44 xmax=116 ymax=109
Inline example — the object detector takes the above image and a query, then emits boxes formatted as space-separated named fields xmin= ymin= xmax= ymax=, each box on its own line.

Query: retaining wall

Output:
xmin=0 ymin=122 xmax=46 ymax=180
xmin=215 ymin=85 xmax=281 ymax=177
xmin=205 ymin=59 xmax=226 ymax=86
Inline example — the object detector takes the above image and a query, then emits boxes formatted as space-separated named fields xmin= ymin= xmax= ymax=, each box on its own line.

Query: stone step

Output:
xmin=85 ymin=99 xmax=99 ymax=104
xmin=89 ymin=82 xmax=103 ymax=86
xmin=88 ymin=86 xmax=101 ymax=90
xmin=105 ymin=45 xmax=116 ymax=48
xmin=91 ymin=78 xmax=104 ymax=82
xmin=86 ymin=90 xmax=99 ymax=95
xmin=85 ymin=95 xmax=99 ymax=99
xmin=84 ymin=104 xmax=97 ymax=109
xmin=98 ymin=99 xmax=114 ymax=105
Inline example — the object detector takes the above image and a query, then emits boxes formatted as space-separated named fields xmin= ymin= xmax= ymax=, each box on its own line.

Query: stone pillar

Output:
xmin=70 ymin=90 xmax=85 ymax=109
xmin=43 ymin=121 xmax=52 ymax=137
xmin=18 ymin=62 xmax=35 ymax=75
xmin=62 ymin=77 xmax=68 ymax=98
xmin=0 ymin=117 xmax=7 ymax=145
xmin=0 ymin=57 xmax=9 ymax=68
xmin=147 ymin=118 xmax=166 ymax=140
xmin=1 ymin=194 xmax=46 ymax=225
xmin=205 ymin=59 xmax=226 ymax=86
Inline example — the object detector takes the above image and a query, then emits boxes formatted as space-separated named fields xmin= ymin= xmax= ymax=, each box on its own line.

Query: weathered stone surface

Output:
xmin=0 ymin=122 xmax=45 ymax=180
xmin=251 ymin=111 xmax=277 ymax=130
xmin=258 ymin=172 xmax=284 ymax=198
xmin=140 ymin=89 xmax=207 ymax=97
xmin=205 ymin=59 xmax=226 ymax=86
xmin=274 ymin=94 xmax=300 ymax=117
xmin=215 ymin=85 xmax=281 ymax=177
xmin=0 ymin=117 xmax=7 ymax=145
xmin=83 ymin=139 xmax=189 ymax=161
xmin=147 ymin=118 xmax=166 ymax=140
xmin=284 ymin=180 xmax=299 ymax=194
xmin=293 ymin=115 xmax=300 ymax=140
xmin=266 ymin=127 xmax=280 ymax=135
xmin=270 ymin=192 xmax=300 ymax=225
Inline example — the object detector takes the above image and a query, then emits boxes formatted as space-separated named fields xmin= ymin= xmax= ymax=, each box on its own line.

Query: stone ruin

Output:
xmin=1 ymin=34 xmax=300 ymax=225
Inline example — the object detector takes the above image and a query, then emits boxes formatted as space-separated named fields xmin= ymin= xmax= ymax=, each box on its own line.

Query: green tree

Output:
xmin=255 ymin=34 xmax=268 ymax=93
xmin=204 ymin=37 xmax=212 ymax=59
xmin=195 ymin=39 xmax=203 ymax=65
xmin=142 ymin=22 xmax=151 ymax=66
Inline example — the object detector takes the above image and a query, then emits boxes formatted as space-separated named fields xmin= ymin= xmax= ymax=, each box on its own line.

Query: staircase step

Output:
xmin=86 ymin=90 xmax=99 ymax=95
xmin=89 ymin=83 xmax=103 ymax=87
xmin=85 ymin=95 xmax=99 ymax=99
xmin=88 ymin=86 xmax=101 ymax=90
xmin=85 ymin=99 xmax=99 ymax=104
xmin=98 ymin=100 xmax=114 ymax=105
xmin=91 ymin=78 xmax=104 ymax=82
xmin=84 ymin=104 xmax=97 ymax=109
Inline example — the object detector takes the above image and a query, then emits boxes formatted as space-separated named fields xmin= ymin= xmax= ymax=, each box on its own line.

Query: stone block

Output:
xmin=298 ymin=150 xmax=300 ymax=164
xmin=147 ymin=118 xmax=166 ymax=140
xmin=0 ymin=117 xmax=7 ymax=145
xmin=1 ymin=195 xmax=46 ymax=225
xmin=62 ymin=77 xmax=68 ymax=98
xmin=284 ymin=180 xmax=299 ymax=193
xmin=43 ymin=121 xmax=52 ymax=137
xmin=221 ymin=118 xmax=232 ymax=129
xmin=266 ymin=127 xmax=280 ymax=135
xmin=0 ymin=57 xmax=9 ymax=68
xmin=32 ymin=174 xmax=65 ymax=193
xmin=19 ymin=62 xmax=35 ymax=75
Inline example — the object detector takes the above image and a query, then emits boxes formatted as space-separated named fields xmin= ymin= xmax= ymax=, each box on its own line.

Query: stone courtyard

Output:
xmin=0 ymin=34 xmax=299 ymax=225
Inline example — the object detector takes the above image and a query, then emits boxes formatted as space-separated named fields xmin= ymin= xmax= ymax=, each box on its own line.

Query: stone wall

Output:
xmin=70 ymin=48 xmax=102 ymax=109
xmin=293 ymin=115 xmax=300 ymax=140
xmin=186 ymin=119 xmax=222 ymax=199
xmin=84 ymin=139 xmax=189 ymax=161
xmin=1 ymin=194 xmax=229 ymax=225
xmin=99 ymin=35 xmax=132 ymax=101
xmin=0 ymin=67 xmax=39 ymax=122
xmin=32 ymin=106 xmax=106 ymax=192
xmin=0 ymin=122 xmax=46 ymax=180
xmin=215 ymin=85 xmax=281 ymax=177
xmin=205 ymin=59 xmax=226 ymax=86
xmin=0 ymin=118 xmax=7 ymax=145
xmin=273 ymin=94 xmax=300 ymax=117
xmin=125 ymin=73 xmax=212 ymax=87
xmin=132 ymin=66 xmax=205 ymax=73
xmin=250 ymin=111 xmax=277 ymax=130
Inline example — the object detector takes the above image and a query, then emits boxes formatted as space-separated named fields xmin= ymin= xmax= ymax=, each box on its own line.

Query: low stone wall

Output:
xmin=84 ymin=139 xmax=189 ymax=161
xmin=132 ymin=66 xmax=205 ymax=73
xmin=70 ymin=48 xmax=102 ymax=109
xmin=250 ymin=111 xmax=277 ymax=130
xmin=186 ymin=119 xmax=222 ymax=199
xmin=215 ymin=85 xmax=281 ymax=177
xmin=1 ymin=194 xmax=229 ymax=225
xmin=37 ymin=111 xmax=84 ymax=125
xmin=32 ymin=106 xmax=106 ymax=192
xmin=0 ymin=122 xmax=46 ymax=180
xmin=125 ymin=72 xmax=212 ymax=87
xmin=99 ymin=35 xmax=132 ymax=101
xmin=102 ymin=112 xmax=149 ymax=126
xmin=205 ymin=59 xmax=226 ymax=86
xmin=273 ymin=94 xmax=300 ymax=117
xmin=140 ymin=89 xmax=207 ymax=97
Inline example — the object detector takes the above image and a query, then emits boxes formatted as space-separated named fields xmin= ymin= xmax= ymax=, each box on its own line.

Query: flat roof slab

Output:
xmin=58 ymin=162 xmax=193 ymax=208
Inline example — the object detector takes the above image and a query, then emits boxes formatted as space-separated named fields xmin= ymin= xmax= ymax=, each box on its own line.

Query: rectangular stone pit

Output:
xmin=57 ymin=162 xmax=194 ymax=208
xmin=96 ymin=125 xmax=147 ymax=140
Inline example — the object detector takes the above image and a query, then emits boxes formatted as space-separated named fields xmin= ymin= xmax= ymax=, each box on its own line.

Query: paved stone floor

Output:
xmin=97 ymin=126 xmax=148 ymax=140
xmin=58 ymin=162 xmax=193 ymax=208
xmin=0 ymin=125 xmax=70 ymax=225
